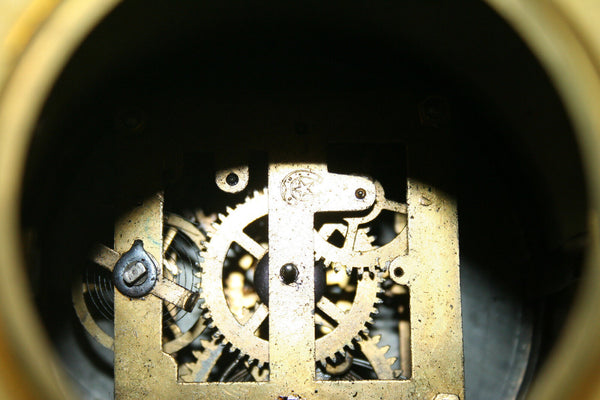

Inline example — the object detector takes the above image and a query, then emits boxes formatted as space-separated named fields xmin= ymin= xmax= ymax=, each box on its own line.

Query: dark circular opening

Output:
xmin=226 ymin=172 xmax=239 ymax=186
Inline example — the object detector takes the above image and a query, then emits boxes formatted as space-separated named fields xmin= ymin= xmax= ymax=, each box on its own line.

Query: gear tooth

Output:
xmin=346 ymin=342 xmax=355 ymax=351
xmin=380 ymin=345 xmax=391 ymax=354
xmin=217 ymin=213 xmax=227 ymax=222
xmin=388 ymin=357 xmax=397 ymax=366
xmin=372 ymin=335 xmax=382 ymax=344
xmin=211 ymin=222 xmax=220 ymax=230
xmin=199 ymin=251 xmax=209 ymax=259
xmin=375 ymin=298 xmax=384 ymax=304
xmin=253 ymin=190 xmax=260 ymax=197
xmin=226 ymin=206 xmax=234 ymax=214
xmin=206 ymin=222 xmax=217 ymax=232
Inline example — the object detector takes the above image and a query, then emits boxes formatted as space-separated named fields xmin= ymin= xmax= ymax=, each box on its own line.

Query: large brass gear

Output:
xmin=199 ymin=190 xmax=384 ymax=367
xmin=315 ymin=181 xmax=408 ymax=272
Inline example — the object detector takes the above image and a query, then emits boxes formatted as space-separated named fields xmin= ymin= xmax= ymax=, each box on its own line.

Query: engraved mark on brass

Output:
xmin=280 ymin=170 xmax=322 ymax=206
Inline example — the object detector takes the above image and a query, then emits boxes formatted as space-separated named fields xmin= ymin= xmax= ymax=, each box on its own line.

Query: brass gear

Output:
xmin=178 ymin=338 xmax=224 ymax=382
xmin=358 ymin=334 xmax=402 ymax=379
xmin=315 ymin=181 xmax=408 ymax=272
xmin=199 ymin=190 xmax=384 ymax=367
xmin=322 ymin=335 xmax=400 ymax=380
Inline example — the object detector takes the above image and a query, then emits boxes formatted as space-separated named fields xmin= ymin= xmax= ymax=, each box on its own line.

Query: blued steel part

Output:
xmin=75 ymin=213 xmax=206 ymax=353
xmin=113 ymin=240 xmax=158 ymax=298
xmin=89 ymin=241 xmax=200 ymax=309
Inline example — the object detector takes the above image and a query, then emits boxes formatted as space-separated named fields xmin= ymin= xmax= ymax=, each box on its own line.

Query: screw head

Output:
xmin=355 ymin=188 xmax=366 ymax=199
xmin=280 ymin=263 xmax=299 ymax=285
xmin=123 ymin=261 xmax=147 ymax=286
xmin=226 ymin=172 xmax=239 ymax=186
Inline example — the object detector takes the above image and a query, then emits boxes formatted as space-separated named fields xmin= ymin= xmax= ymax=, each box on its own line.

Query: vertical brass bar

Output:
xmin=405 ymin=143 xmax=464 ymax=399
xmin=113 ymin=193 xmax=177 ymax=399
xmin=267 ymin=163 xmax=320 ymax=386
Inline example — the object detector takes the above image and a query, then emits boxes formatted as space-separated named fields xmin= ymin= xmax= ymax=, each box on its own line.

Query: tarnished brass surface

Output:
xmin=0 ymin=1 xmax=599 ymax=400
xmin=107 ymin=154 xmax=463 ymax=399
